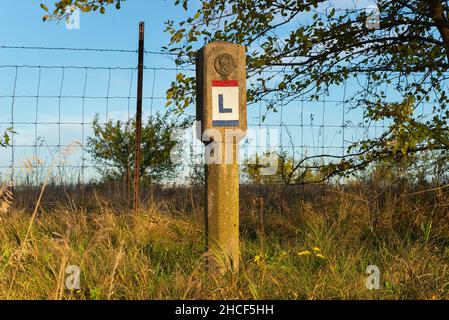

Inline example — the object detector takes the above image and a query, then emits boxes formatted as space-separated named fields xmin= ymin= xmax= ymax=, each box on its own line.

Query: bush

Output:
xmin=86 ymin=112 xmax=192 ymax=185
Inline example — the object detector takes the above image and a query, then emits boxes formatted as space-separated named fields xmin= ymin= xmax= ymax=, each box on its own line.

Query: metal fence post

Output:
xmin=134 ymin=22 xmax=145 ymax=214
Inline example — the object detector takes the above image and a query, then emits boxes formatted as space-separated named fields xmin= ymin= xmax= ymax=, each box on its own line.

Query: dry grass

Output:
xmin=0 ymin=180 xmax=448 ymax=300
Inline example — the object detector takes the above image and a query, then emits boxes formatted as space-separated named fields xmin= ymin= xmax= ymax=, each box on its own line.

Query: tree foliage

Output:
xmin=164 ymin=0 xmax=449 ymax=183
xmin=243 ymin=151 xmax=324 ymax=185
xmin=42 ymin=0 xmax=449 ymax=184
xmin=86 ymin=113 xmax=192 ymax=185
xmin=41 ymin=0 xmax=123 ymax=21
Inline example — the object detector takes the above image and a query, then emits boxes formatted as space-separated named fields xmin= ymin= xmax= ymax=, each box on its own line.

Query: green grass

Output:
xmin=0 ymin=184 xmax=449 ymax=300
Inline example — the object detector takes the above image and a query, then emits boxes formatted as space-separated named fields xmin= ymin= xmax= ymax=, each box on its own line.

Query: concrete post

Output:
xmin=196 ymin=42 xmax=247 ymax=273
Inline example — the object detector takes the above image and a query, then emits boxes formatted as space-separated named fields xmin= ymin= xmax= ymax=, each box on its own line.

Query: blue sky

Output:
xmin=0 ymin=0 xmax=187 ymax=64
xmin=0 ymin=0 xmax=391 ymax=183
xmin=0 ymin=1 xmax=198 ymax=179
xmin=0 ymin=0 xmax=190 ymax=114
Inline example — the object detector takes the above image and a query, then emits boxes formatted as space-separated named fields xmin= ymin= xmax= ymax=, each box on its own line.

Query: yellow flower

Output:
xmin=313 ymin=247 xmax=321 ymax=252
xmin=315 ymin=253 xmax=326 ymax=259
xmin=254 ymin=254 xmax=264 ymax=264
xmin=298 ymin=250 xmax=311 ymax=256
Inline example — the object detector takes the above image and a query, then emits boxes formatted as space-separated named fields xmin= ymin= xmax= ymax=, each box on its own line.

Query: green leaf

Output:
xmin=193 ymin=10 xmax=201 ymax=20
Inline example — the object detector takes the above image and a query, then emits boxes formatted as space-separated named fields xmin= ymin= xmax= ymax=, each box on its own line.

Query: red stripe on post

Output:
xmin=212 ymin=80 xmax=239 ymax=87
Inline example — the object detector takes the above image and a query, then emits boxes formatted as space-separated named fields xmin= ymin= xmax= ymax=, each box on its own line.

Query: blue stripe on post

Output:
xmin=212 ymin=120 xmax=240 ymax=126
xmin=218 ymin=94 xmax=233 ymax=113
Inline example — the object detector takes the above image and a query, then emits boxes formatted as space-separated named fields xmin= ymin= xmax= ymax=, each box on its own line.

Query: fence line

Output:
xmin=0 ymin=45 xmax=441 ymax=187
xmin=0 ymin=45 xmax=176 ymax=56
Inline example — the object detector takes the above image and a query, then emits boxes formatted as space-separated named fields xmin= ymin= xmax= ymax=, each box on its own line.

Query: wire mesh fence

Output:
xmin=0 ymin=44 xmax=443 ymax=188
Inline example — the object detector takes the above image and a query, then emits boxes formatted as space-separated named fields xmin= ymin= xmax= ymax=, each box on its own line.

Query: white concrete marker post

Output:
xmin=196 ymin=42 xmax=247 ymax=273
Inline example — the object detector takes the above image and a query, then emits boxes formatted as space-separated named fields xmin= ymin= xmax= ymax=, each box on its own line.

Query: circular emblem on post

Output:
xmin=214 ymin=54 xmax=236 ymax=75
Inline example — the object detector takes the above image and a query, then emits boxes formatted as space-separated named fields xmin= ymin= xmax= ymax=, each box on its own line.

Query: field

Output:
xmin=1 ymin=181 xmax=448 ymax=300
xmin=2 ymin=0 xmax=449 ymax=304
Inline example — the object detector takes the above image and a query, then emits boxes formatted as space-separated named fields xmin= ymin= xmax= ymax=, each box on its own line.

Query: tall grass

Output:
xmin=0 ymin=179 xmax=448 ymax=300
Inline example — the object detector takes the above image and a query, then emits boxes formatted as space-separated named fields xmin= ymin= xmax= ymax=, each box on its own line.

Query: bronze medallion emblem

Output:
xmin=214 ymin=54 xmax=236 ymax=75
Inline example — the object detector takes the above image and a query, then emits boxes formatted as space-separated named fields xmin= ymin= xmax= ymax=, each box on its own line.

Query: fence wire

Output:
xmin=0 ymin=45 xmax=441 ymax=187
